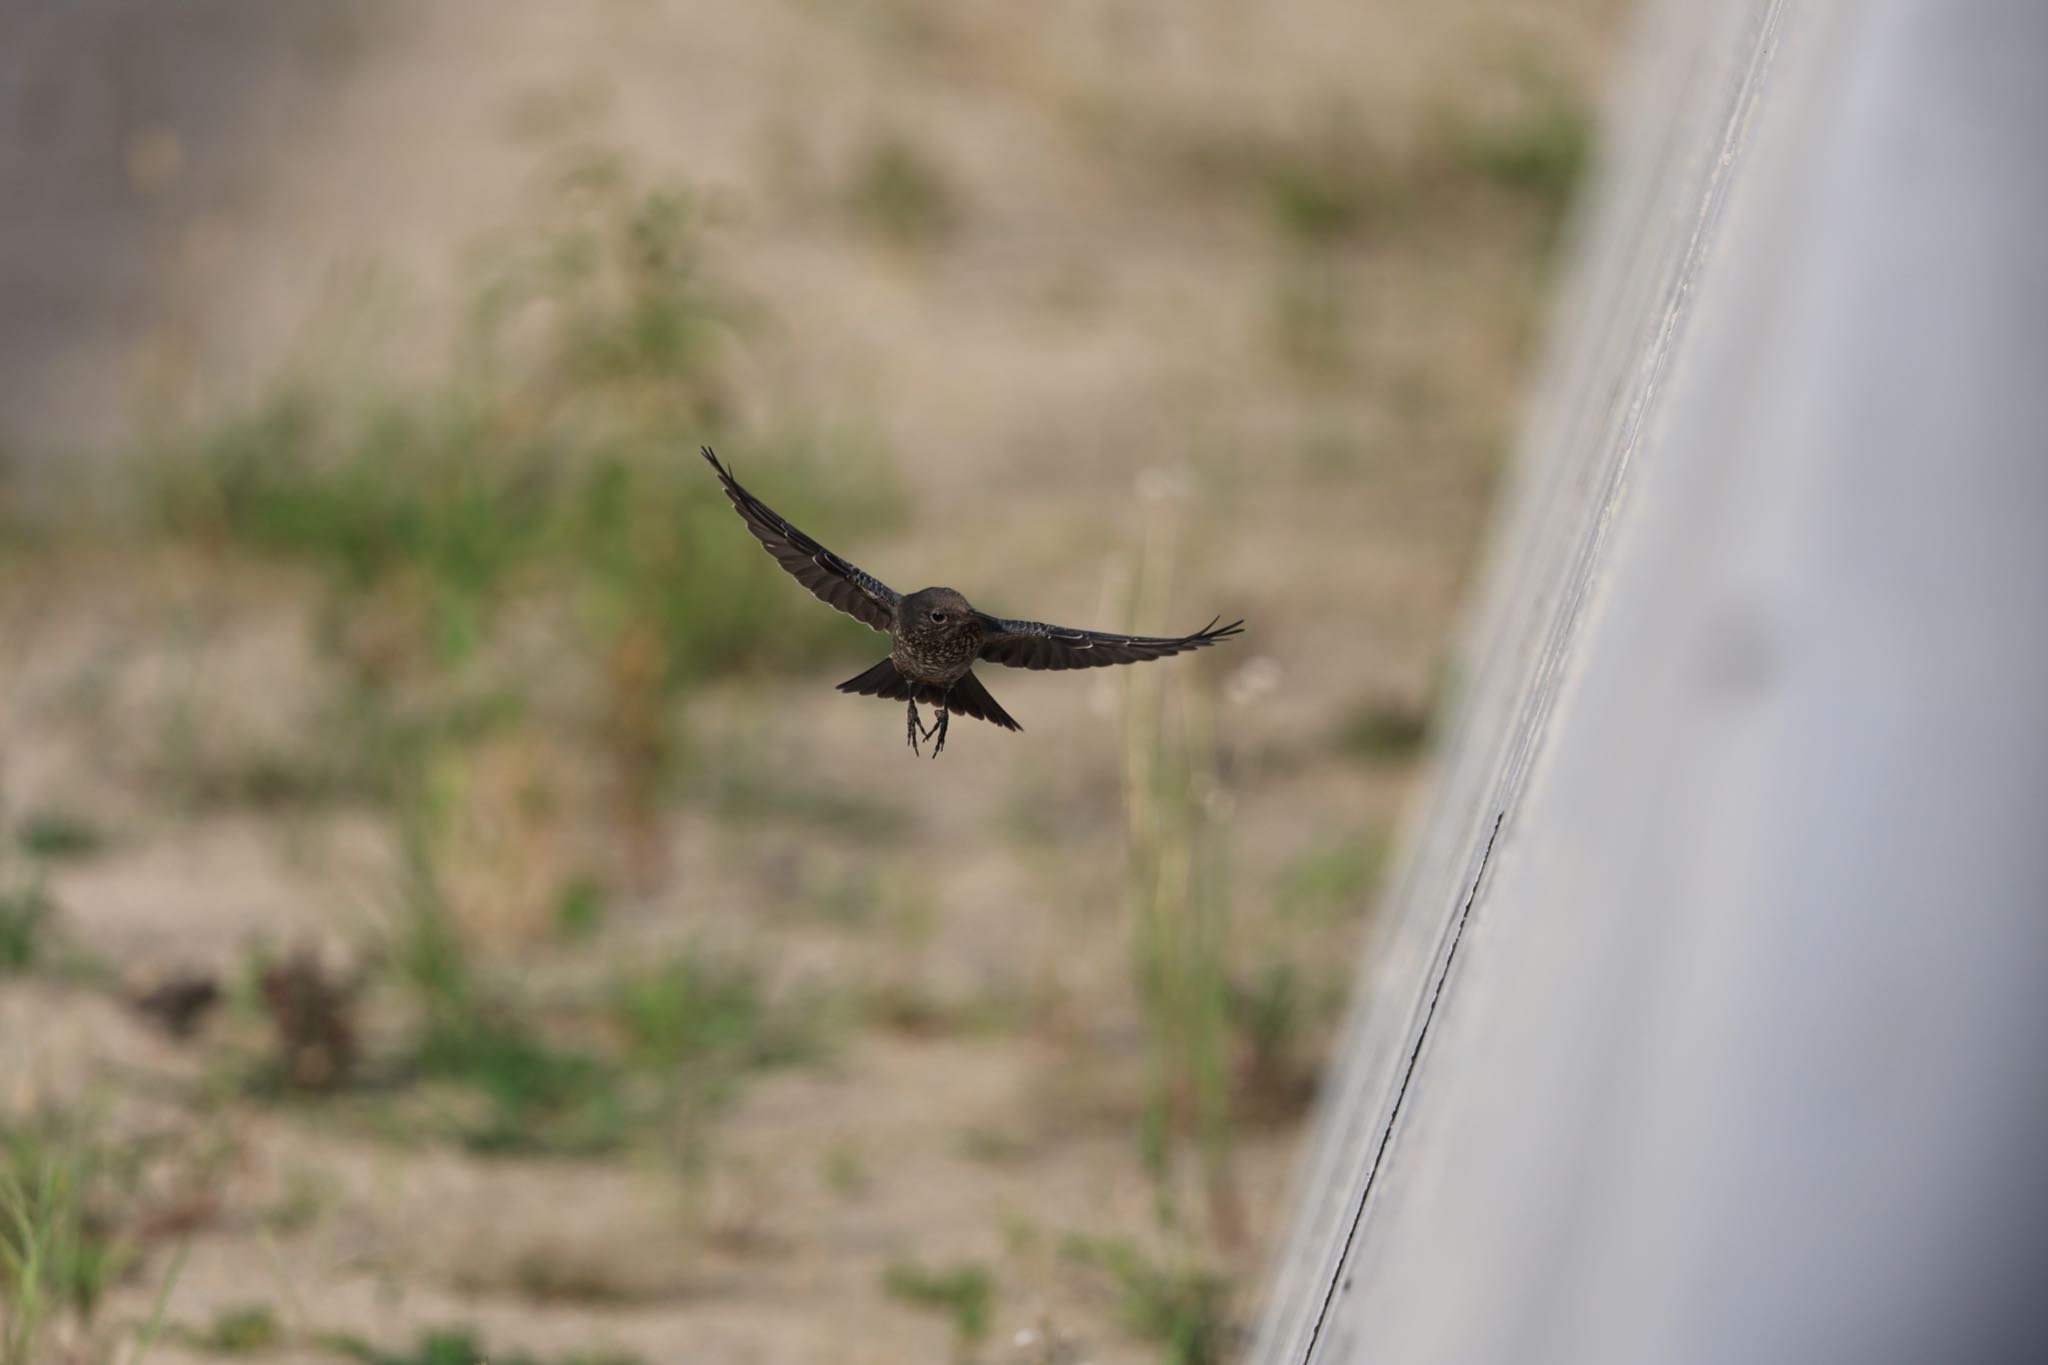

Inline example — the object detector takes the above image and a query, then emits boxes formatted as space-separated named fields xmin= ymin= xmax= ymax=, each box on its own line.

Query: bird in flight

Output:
xmin=702 ymin=447 xmax=1245 ymax=757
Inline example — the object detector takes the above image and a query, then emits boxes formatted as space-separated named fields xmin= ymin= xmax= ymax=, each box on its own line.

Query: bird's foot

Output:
xmin=928 ymin=707 xmax=949 ymax=759
xmin=905 ymin=699 xmax=922 ymax=755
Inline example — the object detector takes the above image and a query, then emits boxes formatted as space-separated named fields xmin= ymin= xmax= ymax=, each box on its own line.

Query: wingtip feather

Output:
xmin=702 ymin=446 xmax=738 ymax=490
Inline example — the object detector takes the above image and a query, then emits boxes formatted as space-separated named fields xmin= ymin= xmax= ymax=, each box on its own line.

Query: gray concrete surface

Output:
xmin=1248 ymin=1 xmax=2048 ymax=1361
xmin=0 ymin=0 xmax=337 ymax=459
xmin=0 ymin=0 xmax=561 ymax=471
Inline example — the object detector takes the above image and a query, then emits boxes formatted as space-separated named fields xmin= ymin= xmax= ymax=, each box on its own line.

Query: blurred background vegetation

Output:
xmin=0 ymin=2 xmax=1625 ymax=1361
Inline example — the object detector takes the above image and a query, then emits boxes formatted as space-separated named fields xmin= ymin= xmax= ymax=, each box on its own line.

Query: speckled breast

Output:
xmin=893 ymin=622 xmax=984 ymax=685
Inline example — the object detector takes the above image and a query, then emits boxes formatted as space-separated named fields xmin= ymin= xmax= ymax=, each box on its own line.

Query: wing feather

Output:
xmin=702 ymin=447 xmax=898 ymax=634
xmin=977 ymin=614 xmax=1244 ymax=672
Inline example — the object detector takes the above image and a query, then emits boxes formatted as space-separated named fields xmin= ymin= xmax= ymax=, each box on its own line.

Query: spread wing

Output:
xmin=702 ymin=447 xmax=899 ymax=634
xmin=976 ymin=614 xmax=1244 ymax=671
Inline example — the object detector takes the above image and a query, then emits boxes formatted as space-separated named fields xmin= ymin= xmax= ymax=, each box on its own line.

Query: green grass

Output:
xmin=1064 ymin=1237 xmax=1232 ymax=1365
xmin=411 ymin=1012 xmax=632 ymax=1157
xmin=847 ymin=132 xmax=963 ymax=250
xmin=552 ymin=876 xmax=607 ymax=943
xmin=196 ymin=1305 xmax=283 ymax=1354
xmin=883 ymin=1260 xmax=993 ymax=1347
xmin=0 ymin=800 xmax=72 ymax=976
xmin=1226 ymin=957 xmax=1326 ymax=1122
xmin=306 ymin=800 xmax=589 ymax=1155
xmin=385 ymin=785 xmax=822 ymax=1155
xmin=158 ymin=410 xmax=885 ymax=685
xmin=0 ymin=1116 xmax=140 ymax=1361
xmin=332 ymin=1327 xmax=639 ymax=1365
xmin=611 ymin=948 xmax=822 ymax=1077
xmin=323 ymin=757 xmax=631 ymax=1152
xmin=371 ymin=730 xmax=810 ymax=1155
xmin=1457 ymin=84 xmax=1594 ymax=227
xmin=13 ymin=810 xmax=105 ymax=862
xmin=1258 ymin=116 xmax=1402 ymax=247
xmin=1137 ymin=79 xmax=1591 ymax=263
xmin=396 ymin=890 xmax=633 ymax=1155
xmin=1273 ymin=834 xmax=1386 ymax=920
xmin=1151 ymin=107 xmax=1406 ymax=250
xmin=1266 ymin=160 xmax=1374 ymax=243
xmin=0 ymin=880 xmax=51 ymax=975
xmin=1228 ymin=959 xmax=1302 ymax=1079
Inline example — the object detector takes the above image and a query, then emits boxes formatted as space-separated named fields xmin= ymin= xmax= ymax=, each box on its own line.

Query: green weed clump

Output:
xmin=411 ymin=1012 xmax=630 ymax=1157
xmin=1259 ymin=116 xmax=1406 ymax=248
xmin=197 ymin=1305 xmax=283 ymax=1354
xmin=1458 ymin=83 xmax=1594 ymax=227
xmin=398 ymin=934 xmax=821 ymax=1156
xmin=332 ymin=1327 xmax=639 ymax=1365
xmin=12 ymin=810 xmax=104 ymax=862
xmin=1274 ymin=835 xmax=1386 ymax=920
xmin=0 ymin=1117 xmax=139 ymax=1363
xmin=847 ymin=132 xmax=963 ymax=250
xmin=380 ymin=799 xmax=624 ymax=1154
xmin=1064 ymin=1237 xmax=1233 ymax=1365
xmin=883 ymin=1259 xmax=993 ymax=1348
xmin=344 ymin=716 xmax=815 ymax=1156
xmin=612 ymin=950 xmax=821 ymax=1078
xmin=0 ymin=797 xmax=70 ymax=975
xmin=1226 ymin=956 xmax=1330 ymax=1123
xmin=165 ymin=420 xmax=876 ymax=681
xmin=0 ymin=881 xmax=51 ymax=975
xmin=1141 ymin=76 xmax=1592 ymax=266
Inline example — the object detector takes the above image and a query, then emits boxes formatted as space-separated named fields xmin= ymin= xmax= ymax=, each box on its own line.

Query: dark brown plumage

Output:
xmin=703 ymin=447 xmax=1244 ymax=756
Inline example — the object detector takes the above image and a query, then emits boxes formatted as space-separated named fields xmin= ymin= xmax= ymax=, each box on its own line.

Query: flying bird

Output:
xmin=702 ymin=447 xmax=1244 ymax=756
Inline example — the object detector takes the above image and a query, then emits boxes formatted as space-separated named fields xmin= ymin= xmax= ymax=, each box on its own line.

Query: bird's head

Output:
xmin=901 ymin=586 xmax=979 ymax=637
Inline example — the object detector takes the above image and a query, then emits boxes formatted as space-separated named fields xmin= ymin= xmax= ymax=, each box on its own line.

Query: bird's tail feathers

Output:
xmin=944 ymin=670 xmax=1022 ymax=732
xmin=835 ymin=660 xmax=1022 ymax=732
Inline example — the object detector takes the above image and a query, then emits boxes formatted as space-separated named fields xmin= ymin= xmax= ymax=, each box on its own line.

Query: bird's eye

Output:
xmin=930 ymin=610 xmax=947 ymax=623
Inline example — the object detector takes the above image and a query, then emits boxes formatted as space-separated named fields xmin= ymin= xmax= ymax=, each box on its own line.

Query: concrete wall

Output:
xmin=1249 ymin=2 xmax=2048 ymax=1361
